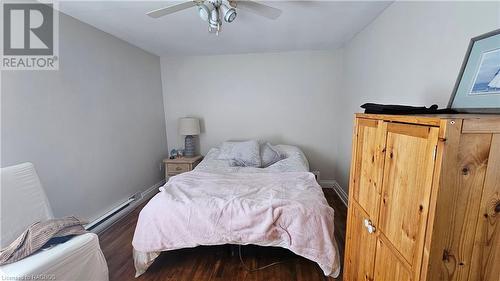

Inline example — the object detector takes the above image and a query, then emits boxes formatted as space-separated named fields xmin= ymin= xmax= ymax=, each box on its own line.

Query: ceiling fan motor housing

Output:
xmin=208 ymin=0 xmax=223 ymax=7
xmin=199 ymin=0 xmax=237 ymax=30
xmin=209 ymin=8 xmax=220 ymax=28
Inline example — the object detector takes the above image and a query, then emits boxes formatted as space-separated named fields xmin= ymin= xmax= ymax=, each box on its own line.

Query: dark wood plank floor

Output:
xmin=99 ymin=188 xmax=347 ymax=281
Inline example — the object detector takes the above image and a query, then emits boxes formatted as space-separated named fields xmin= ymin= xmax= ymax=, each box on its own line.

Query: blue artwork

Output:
xmin=450 ymin=29 xmax=500 ymax=112
xmin=470 ymin=48 xmax=500 ymax=95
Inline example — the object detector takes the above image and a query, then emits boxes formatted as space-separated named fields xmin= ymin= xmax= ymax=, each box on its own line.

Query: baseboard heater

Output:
xmin=84 ymin=180 xmax=164 ymax=233
xmin=85 ymin=196 xmax=137 ymax=231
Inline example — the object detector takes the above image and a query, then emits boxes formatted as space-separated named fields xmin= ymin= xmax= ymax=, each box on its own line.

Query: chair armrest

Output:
xmin=0 ymin=233 xmax=108 ymax=281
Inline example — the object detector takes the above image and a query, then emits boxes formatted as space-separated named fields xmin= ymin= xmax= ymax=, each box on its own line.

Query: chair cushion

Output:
xmin=0 ymin=163 xmax=53 ymax=248
xmin=0 ymin=233 xmax=108 ymax=281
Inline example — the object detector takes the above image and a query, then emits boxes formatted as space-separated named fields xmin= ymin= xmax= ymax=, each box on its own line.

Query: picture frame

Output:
xmin=448 ymin=29 xmax=500 ymax=113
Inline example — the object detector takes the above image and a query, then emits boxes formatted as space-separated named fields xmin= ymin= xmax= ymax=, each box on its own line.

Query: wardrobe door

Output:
xmin=344 ymin=118 xmax=387 ymax=281
xmin=344 ymin=203 xmax=378 ymax=281
xmin=350 ymin=118 xmax=387 ymax=221
xmin=378 ymin=123 xmax=439 ymax=278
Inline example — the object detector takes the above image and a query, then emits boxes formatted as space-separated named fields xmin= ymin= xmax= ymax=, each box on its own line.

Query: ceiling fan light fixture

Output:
xmin=220 ymin=4 xmax=237 ymax=23
xmin=146 ymin=0 xmax=283 ymax=35
xmin=197 ymin=2 xmax=213 ymax=22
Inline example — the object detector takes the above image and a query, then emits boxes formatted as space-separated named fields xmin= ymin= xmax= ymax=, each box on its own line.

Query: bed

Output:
xmin=132 ymin=145 xmax=340 ymax=278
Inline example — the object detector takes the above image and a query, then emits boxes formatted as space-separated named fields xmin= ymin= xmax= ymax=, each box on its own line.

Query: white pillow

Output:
xmin=218 ymin=140 xmax=261 ymax=167
xmin=260 ymin=142 xmax=282 ymax=167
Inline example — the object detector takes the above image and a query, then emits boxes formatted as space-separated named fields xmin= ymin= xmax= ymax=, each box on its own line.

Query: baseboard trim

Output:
xmin=88 ymin=179 xmax=165 ymax=234
xmin=319 ymin=180 xmax=348 ymax=207
xmin=140 ymin=181 xmax=163 ymax=201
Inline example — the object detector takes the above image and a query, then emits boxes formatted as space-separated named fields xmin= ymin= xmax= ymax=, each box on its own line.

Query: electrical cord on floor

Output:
xmin=238 ymin=245 xmax=287 ymax=272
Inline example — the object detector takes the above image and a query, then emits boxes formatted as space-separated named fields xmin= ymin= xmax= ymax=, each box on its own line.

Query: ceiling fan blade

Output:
xmin=236 ymin=1 xmax=282 ymax=20
xmin=147 ymin=1 xmax=197 ymax=18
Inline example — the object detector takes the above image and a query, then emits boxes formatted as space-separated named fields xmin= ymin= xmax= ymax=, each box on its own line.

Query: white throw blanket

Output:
xmin=132 ymin=171 xmax=340 ymax=278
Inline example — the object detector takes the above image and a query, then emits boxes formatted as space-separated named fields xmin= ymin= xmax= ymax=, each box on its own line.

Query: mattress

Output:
xmin=194 ymin=144 xmax=310 ymax=173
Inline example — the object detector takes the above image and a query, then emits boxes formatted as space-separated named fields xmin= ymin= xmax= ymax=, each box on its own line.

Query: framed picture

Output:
xmin=448 ymin=29 xmax=500 ymax=113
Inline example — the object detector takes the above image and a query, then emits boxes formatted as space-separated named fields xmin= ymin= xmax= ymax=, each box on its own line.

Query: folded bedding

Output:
xmin=0 ymin=216 xmax=87 ymax=265
xmin=132 ymin=170 xmax=341 ymax=278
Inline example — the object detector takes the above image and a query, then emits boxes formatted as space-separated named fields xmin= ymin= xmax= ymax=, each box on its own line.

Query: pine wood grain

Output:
xmin=355 ymin=114 xmax=500 ymax=130
xmin=344 ymin=118 xmax=387 ymax=281
xmin=427 ymin=134 xmax=492 ymax=281
xmin=420 ymin=118 xmax=462 ymax=281
xmin=373 ymin=237 xmax=412 ymax=281
xmin=468 ymin=134 xmax=500 ymax=281
xmin=355 ymin=114 xmax=443 ymax=127
xmin=99 ymin=189 xmax=347 ymax=281
xmin=378 ymin=124 xmax=438 ymax=273
xmin=462 ymin=119 xmax=500 ymax=134
xmin=343 ymin=202 xmax=377 ymax=281
xmin=345 ymin=114 xmax=500 ymax=281
xmin=351 ymin=119 xmax=386 ymax=223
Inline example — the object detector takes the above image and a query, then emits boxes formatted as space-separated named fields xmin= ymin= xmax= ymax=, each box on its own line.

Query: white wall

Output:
xmin=333 ymin=1 xmax=500 ymax=191
xmin=1 ymin=13 xmax=167 ymax=220
xmin=162 ymin=2 xmax=500 ymax=192
xmin=161 ymin=51 xmax=343 ymax=180
xmin=7 ymin=1 xmax=492 ymax=216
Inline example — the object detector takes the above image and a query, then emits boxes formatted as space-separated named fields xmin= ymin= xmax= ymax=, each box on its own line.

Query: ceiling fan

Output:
xmin=146 ymin=0 xmax=282 ymax=35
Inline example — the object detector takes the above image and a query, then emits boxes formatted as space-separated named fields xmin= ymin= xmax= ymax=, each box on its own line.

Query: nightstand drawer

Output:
xmin=164 ymin=155 xmax=203 ymax=178
xmin=167 ymin=163 xmax=190 ymax=174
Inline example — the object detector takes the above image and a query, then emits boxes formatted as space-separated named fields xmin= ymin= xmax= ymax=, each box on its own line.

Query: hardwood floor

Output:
xmin=99 ymin=188 xmax=347 ymax=281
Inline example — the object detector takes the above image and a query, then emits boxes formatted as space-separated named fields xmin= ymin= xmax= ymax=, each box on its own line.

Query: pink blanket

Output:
xmin=132 ymin=171 xmax=340 ymax=278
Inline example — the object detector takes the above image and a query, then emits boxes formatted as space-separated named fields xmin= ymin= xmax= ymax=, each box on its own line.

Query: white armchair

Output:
xmin=0 ymin=163 xmax=109 ymax=281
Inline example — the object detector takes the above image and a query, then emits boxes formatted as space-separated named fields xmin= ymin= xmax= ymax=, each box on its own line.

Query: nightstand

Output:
xmin=163 ymin=155 xmax=203 ymax=178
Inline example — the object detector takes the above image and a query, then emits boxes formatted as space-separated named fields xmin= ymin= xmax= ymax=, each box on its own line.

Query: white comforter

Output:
xmin=132 ymin=145 xmax=340 ymax=277
xmin=132 ymin=145 xmax=340 ymax=278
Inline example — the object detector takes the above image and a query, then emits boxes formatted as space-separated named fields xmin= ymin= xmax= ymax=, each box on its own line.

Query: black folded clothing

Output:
xmin=361 ymin=103 xmax=456 ymax=115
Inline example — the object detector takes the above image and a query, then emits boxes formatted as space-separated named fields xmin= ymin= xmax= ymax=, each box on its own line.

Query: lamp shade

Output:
xmin=178 ymin=117 xmax=200 ymax=136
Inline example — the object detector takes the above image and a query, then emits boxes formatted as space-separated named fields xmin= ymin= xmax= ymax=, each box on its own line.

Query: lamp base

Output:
xmin=184 ymin=135 xmax=196 ymax=157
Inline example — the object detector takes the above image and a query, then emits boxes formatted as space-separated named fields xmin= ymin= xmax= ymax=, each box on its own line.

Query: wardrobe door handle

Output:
xmin=368 ymin=224 xmax=376 ymax=234
xmin=364 ymin=219 xmax=376 ymax=234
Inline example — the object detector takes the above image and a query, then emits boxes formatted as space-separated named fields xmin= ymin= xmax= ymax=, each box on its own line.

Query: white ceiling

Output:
xmin=59 ymin=1 xmax=392 ymax=56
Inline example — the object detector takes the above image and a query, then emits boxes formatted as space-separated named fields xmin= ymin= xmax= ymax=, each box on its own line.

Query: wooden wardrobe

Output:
xmin=343 ymin=114 xmax=500 ymax=281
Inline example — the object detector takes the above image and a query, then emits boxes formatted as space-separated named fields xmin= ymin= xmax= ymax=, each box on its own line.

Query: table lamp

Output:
xmin=178 ymin=117 xmax=200 ymax=157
